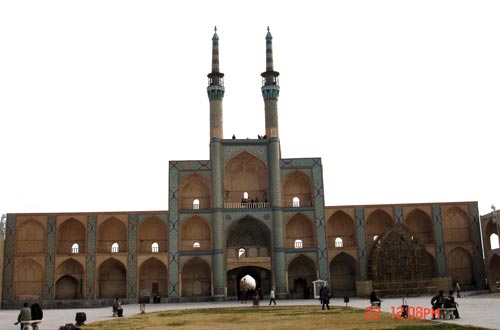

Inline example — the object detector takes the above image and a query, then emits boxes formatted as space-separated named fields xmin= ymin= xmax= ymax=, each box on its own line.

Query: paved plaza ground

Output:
xmin=1 ymin=292 xmax=498 ymax=330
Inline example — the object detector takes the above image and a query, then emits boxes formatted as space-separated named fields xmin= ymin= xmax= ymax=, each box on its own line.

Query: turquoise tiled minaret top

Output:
xmin=261 ymin=27 xmax=279 ymax=100
xmin=207 ymin=26 xmax=224 ymax=101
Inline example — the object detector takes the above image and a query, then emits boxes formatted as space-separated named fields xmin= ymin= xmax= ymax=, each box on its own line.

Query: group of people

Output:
xmin=16 ymin=302 xmax=43 ymax=330
xmin=431 ymin=289 xmax=460 ymax=319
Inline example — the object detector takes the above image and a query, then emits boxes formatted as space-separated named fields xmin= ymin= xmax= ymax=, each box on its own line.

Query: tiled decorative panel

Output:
xmin=432 ymin=205 xmax=447 ymax=277
xmin=222 ymin=212 xmax=272 ymax=232
xmin=223 ymin=145 xmax=268 ymax=164
xmin=469 ymin=202 xmax=486 ymax=289
xmin=43 ymin=215 xmax=56 ymax=298
xmin=168 ymin=163 xmax=180 ymax=297
xmin=356 ymin=208 xmax=367 ymax=281
xmin=86 ymin=214 xmax=97 ymax=299
xmin=127 ymin=214 xmax=138 ymax=298
xmin=2 ymin=215 xmax=16 ymax=300
xmin=394 ymin=206 xmax=403 ymax=224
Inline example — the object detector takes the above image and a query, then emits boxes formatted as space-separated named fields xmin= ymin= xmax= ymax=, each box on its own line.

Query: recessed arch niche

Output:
xmin=327 ymin=211 xmax=356 ymax=248
xmin=57 ymin=218 xmax=86 ymax=254
xmin=224 ymin=151 xmax=268 ymax=204
xmin=283 ymin=171 xmax=313 ymax=207
xmin=179 ymin=173 xmax=211 ymax=210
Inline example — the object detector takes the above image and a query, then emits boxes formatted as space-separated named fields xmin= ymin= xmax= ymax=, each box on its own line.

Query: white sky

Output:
xmin=1 ymin=1 xmax=499 ymax=217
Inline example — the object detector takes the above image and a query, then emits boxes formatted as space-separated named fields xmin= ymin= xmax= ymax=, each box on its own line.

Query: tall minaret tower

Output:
xmin=261 ymin=27 xmax=280 ymax=139
xmin=208 ymin=27 xmax=225 ymax=300
xmin=207 ymin=26 xmax=224 ymax=139
xmin=262 ymin=27 xmax=286 ymax=298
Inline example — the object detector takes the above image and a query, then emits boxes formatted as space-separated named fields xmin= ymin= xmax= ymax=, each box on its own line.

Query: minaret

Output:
xmin=261 ymin=26 xmax=280 ymax=138
xmin=262 ymin=27 xmax=286 ymax=298
xmin=208 ymin=26 xmax=225 ymax=300
xmin=207 ymin=26 xmax=224 ymax=139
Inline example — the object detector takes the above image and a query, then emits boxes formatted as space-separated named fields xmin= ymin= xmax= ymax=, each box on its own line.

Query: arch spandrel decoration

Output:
xmin=223 ymin=212 xmax=272 ymax=232
xmin=223 ymin=145 xmax=267 ymax=164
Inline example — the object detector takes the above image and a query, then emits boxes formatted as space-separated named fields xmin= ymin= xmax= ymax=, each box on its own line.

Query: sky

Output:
xmin=1 ymin=1 xmax=499 ymax=217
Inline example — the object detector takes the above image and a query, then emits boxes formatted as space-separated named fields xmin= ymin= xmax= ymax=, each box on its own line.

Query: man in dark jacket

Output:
xmin=431 ymin=290 xmax=444 ymax=319
xmin=320 ymin=286 xmax=330 ymax=310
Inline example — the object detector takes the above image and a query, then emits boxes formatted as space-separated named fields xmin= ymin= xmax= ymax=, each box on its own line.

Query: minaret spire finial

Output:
xmin=207 ymin=27 xmax=224 ymax=98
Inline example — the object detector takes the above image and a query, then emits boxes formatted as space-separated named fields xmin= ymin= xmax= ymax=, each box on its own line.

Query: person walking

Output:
xmin=320 ymin=286 xmax=330 ymax=310
xmin=269 ymin=288 xmax=277 ymax=305
xmin=455 ymin=282 xmax=461 ymax=298
xmin=15 ymin=302 xmax=31 ymax=330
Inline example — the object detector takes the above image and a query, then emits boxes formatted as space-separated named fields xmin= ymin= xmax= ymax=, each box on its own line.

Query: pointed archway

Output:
xmin=181 ymin=258 xmax=211 ymax=297
xmin=330 ymin=252 xmax=357 ymax=295
xmin=227 ymin=267 xmax=271 ymax=300
xmin=55 ymin=258 xmax=85 ymax=299
xmin=139 ymin=257 xmax=168 ymax=298
xmin=287 ymin=255 xmax=316 ymax=299
xmin=97 ymin=258 xmax=126 ymax=299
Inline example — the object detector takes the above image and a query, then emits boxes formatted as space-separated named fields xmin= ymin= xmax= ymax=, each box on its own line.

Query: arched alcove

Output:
xmin=15 ymin=219 xmax=46 ymax=254
xmin=57 ymin=218 xmax=86 ymax=254
xmin=97 ymin=258 xmax=126 ymax=298
xmin=330 ymin=252 xmax=357 ymax=294
xmin=285 ymin=213 xmax=314 ymax=248
xmin=139 ymin=257 xmax=168 ymax=298
xmin=366 ymin=209 xmax=394 ymax=244
xmin=327 ymin=210 xmax=356 ymax=248
xmin=443 ymin=207 xmax=471 ymax=243
xmin=179 ymin=174 xmax=211 ymax=210
xmin=138 ymin=216 xmax=168 ymax=253
xmin=226 ymin=217 xmax=271 ymax=258
xmin=180 ymin=216 xmax=211 ymax=251
xmin=224 ymin=151 xmax=268 ymax=206
xmin=55 ymin=258 xmax=84 ymax=299
xmin=14 ymin=258 xmax=44 ymax=299
xmin=287 ymin=255 xmax=316 ymax=298
xmin=181 ymin=258 xmax=211 ymax=297
xmin=405 ymin=209 xmax=434 ymax=244
xmin=97 ymin=217 xmax=127 ymax=253
xmin=283 ymin=171 xmax=313 ymax=208
xmin=447 ymin=247 xmax=473 ymax=286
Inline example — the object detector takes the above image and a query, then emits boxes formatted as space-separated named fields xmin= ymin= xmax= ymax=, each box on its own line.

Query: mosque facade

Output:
xmin=1 ymin=29 xmax=486 ymax=308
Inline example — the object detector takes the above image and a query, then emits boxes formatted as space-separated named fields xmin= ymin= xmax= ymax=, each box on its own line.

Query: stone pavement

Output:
xmin=1 ymin=292 xmax=498 ymax=330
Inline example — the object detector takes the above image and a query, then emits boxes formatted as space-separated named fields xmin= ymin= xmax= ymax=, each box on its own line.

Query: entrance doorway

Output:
xmin=227 ymin=267 xmax=271 ymax=300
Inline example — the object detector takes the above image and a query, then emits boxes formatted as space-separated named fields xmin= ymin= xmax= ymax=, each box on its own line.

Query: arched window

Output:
xmin=491 ymin=233 xmax=499 ymax=250
xmin=193 ymin=242 xmax=201 ymax=250
xmin=294 ymin=239 xmax=303 ymax=249
xmin=293 ymin=196 xmax=300 ymax=207
xmin=335 ymin=237 xmax=343 ymax=248
xmin=151 ymin=242 xmax=159 ymax=253
xmin=111 ymin=242 xmax=119 ymax=253
xmin=373 ymin=235 xmax=379 ymax=241
xmin=71 ymin=243 xmax=79 ymax=254
xmin=238 ymin=247 xmax=246 ymax=257
xmin=243 ymin=192 xmax=249 ymax=200
xmin=193 ymin=199 xmax=200 ymax=210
